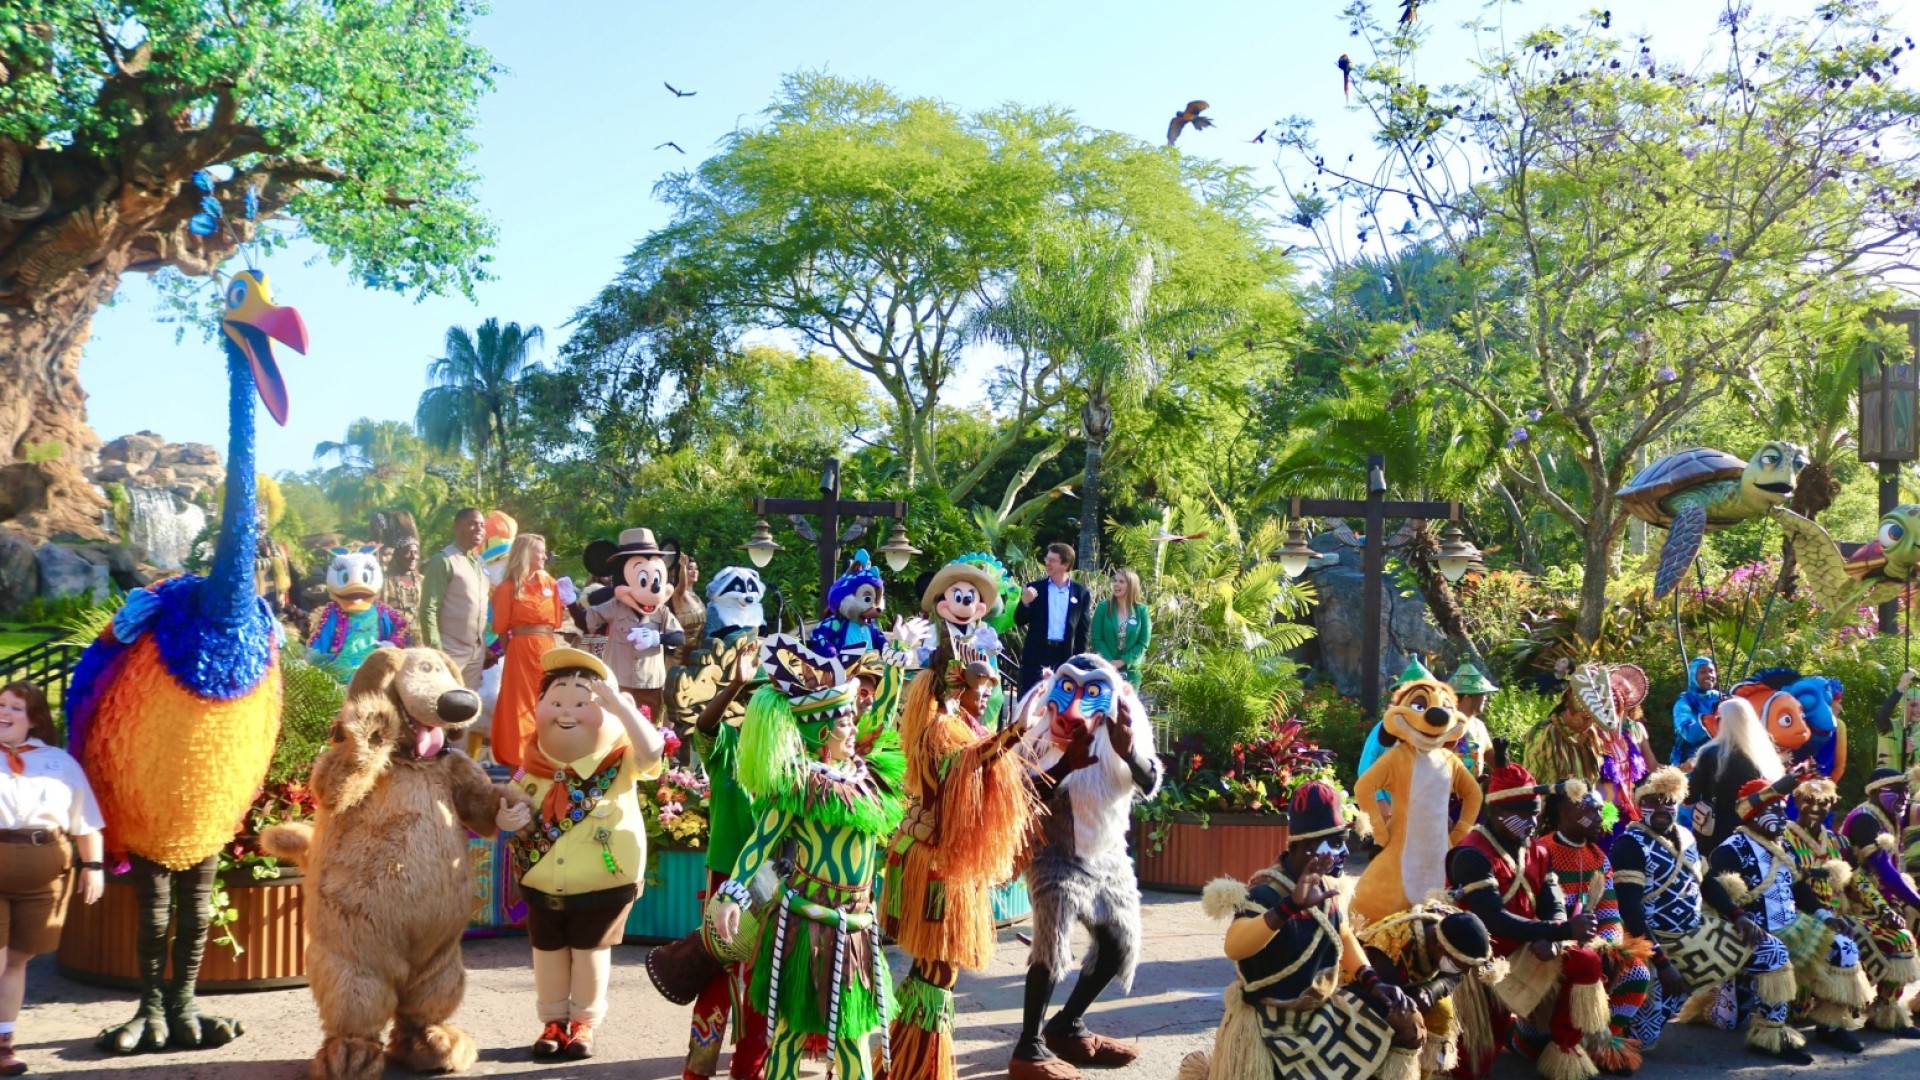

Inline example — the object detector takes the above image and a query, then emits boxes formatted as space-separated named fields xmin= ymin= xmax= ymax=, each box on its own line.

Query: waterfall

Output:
xmin=126 ymin=487 xmax=209 ymax=570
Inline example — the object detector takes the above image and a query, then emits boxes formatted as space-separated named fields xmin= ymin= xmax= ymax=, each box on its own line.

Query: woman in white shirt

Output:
xmin=0 ymin=680 xmax=105 ymax=1077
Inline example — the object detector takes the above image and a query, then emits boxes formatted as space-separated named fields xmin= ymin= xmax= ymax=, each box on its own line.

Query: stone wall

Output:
xmin=1292 ymin=531 xmax=1453 ymax=696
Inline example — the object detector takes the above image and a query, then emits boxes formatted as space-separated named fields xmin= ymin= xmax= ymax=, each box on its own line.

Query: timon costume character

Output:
xmin=1351 ymin=659 xmax=1482 ymax=927
xmin=883 ymin=558 xmax=1036 ymax=1080
xmin=1008 ymin=653 xmax=1164 ymax=1080
xmin=306 ymin=545 xmax=412 ymax=683
xmin=66 ymin=268 xmax=308 ymax=1054
xmin=709 ymin=636 xmax=907 ymax=1080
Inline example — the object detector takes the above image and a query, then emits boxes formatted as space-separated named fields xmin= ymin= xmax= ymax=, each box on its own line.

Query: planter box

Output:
xmin=624 ymin=849 xmax=709 ymax=943
xmin=1133 ymin=812 xmax=1290 ymax=893
xmin=991 ymin=878 xmax=1031 ymax=927
xmin=58 ymin=872 xmax=308 ymax=991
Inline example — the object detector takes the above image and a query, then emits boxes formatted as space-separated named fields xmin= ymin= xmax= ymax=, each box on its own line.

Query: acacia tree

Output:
xmin=632 ymin=71 xmax=1281 ymax=499
xmin=1282 ymin=1 xmax=1920 ymax=641
xmin=0 ymin=1 xmax=493 ymax=510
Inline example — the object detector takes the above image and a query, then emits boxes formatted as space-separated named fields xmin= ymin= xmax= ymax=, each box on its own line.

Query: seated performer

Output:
xmin=1609 ymin=767 xmax=1807 ymax=1063
xmin=1707 ymin=779 xmax=1869 ymax=1054
xmin=1355 ymin=902 xmax=1506 ymax=1078
xmin=1837 ymin=767 xmax=1920 ymax=1036
xmin=1184 ymin=780 xmax=1425 ymax=1080
xmin=1533 ymin=781 xmax=1654 ymax=1074
xmin=1443 ymin=740 xmax=1602 ymax=1080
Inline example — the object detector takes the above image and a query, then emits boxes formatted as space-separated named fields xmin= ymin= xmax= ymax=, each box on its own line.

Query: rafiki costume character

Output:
xmin=584 ymin=527 xmax=686 ymax=722
xmin=1181 ymin=781 xmax=1427 ymax=1080
xmin=306 ymin=545 xmax=412 ymax=683
xmin=708 ymin=635 xmax=908 ymax=1080
xmin=884 ymin=556 xmax=1038 ymax=1080
xmin=259 ymin=647 xmax=512 ymax=1080
xmin=811 ymin=549 xmax=887 ymax=662
xmin=1009 ymin=654 xmax=1164 ymax=1080
xmin=497 ymin=647 xmax=667 ymax=1061
xmin=1351 ymin=658 xmax=1483 ymax=927
xmin=67 ymin=268 xmax=307 ymax=1055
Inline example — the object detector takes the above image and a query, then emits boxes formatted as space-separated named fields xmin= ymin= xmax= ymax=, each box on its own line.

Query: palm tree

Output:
xmin=415 ymin=319 xmax=545 ymax=497
xmin=975 ymin=226 xmax=1216 ymax=569
xmin=313 ymin=418 xmax=449 ymax=522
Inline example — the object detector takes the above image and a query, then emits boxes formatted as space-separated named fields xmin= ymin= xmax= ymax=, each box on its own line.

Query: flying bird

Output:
xmin=655 ymin=141 xmax=686 ymax=154
xmin=1149 ymin=527 xmax=1210 ymax=544
xmin=1167 ymin=101 xmax=1213 ymax=146
xmin=664 ymin=81 xmax=696 ymax=97
xmin=1250 ymin=128 xmax=1268 ymax=144
xmin=1338 ymin=54 xmax=1353 ymax=98
xmin=1400 ymin=0 xmax=1420 ymax=25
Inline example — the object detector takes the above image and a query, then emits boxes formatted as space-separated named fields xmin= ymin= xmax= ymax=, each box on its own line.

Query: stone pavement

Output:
xmin=15 ymin=890 xmax=1918 ymax=1078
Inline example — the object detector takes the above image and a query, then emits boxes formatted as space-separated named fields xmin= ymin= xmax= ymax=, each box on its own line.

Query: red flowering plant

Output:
xmin=1136 ymin=716 xmax=1345 ymax=853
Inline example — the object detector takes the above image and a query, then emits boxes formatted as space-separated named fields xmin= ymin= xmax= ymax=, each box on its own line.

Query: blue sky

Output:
xmin=78 ymin=0 xmax=1809 ymax=474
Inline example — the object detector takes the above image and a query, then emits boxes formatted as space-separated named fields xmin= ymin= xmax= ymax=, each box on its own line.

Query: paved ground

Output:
xmin=15 ymin=890 xmax=1919 ymax=1078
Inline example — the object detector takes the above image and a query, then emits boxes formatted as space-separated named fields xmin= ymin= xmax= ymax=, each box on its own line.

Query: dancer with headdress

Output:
xmin=1837 ymin=767 xmax=1920 ymax=1036
xmin=1181 ymin=780 xmax=1425 ymax=1080
xmin=709 ymin=636 xmax=907 ymax=1080
xmin=1443 ymin=740 xmax=1603 ymax=1080
xmin=1609 ymin=767 xmax=1806 ymax=1062
xmin=1706 ymin=778 xmax=1870 ymax=1054
xmin=1355 ymin=901 xmax=1505 ymax=1078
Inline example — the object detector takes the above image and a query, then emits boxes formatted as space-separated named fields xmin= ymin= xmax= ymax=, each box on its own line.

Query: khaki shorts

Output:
xmin=0 ymin=836 xmax=74 ymax=955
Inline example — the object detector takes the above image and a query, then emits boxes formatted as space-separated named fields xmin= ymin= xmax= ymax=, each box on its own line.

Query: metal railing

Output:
xmin=0 ymin=626 xmax=85 ymax=715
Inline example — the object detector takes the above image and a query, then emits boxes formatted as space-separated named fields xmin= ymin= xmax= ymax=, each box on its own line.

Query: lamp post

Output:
xmin=1275 ymin=453 xmax=1470 ymax=719
xmin=747 ymin=458 xmax=916 ymax=603
xmin=1862 ymin=309 xmax=1920 ymax=635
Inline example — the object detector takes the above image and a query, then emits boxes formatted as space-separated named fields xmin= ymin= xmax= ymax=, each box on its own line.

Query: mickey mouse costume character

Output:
xmin=1008 ymin=653 xmax=1163 ymax=1080
xmin=584 ymin=527 xmax=687 ymax=723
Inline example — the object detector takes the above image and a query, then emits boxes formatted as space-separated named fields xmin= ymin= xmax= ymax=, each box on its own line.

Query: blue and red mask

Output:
xmin=1043 ymin=656 xmax=1117 ymax=749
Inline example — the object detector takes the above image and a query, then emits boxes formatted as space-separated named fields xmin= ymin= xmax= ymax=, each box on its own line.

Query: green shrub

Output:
xmin=1297 ymin=682 xmax=1371 ymax=787
xmin=270 ymin=654 xmax=343 ymax=786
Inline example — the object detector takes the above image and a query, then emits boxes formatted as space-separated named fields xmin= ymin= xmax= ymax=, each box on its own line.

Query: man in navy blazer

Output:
xmin=1014 ymin=542 xmax=1092 ymax=694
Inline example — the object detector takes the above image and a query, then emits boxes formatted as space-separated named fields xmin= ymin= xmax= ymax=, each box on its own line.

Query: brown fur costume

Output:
xmin=262 ymin=647 xmax=528 ymax=1080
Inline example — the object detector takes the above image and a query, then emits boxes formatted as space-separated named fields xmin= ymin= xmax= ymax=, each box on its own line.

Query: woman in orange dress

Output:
xmin=491 ymin=533 xmax=563 ymax=771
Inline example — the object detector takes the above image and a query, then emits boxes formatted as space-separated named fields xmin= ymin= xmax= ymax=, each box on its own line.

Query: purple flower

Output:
xmin=1705 ymin=232 xmax=1720 ymax=243
xmin=1719 ymin=248 xmax=1733 ymax=260
xmin=1511 ymin=426 xmax=1530 ymax=443
xmin=1527 ymin=408 xmax=1543 ymax=421
xmin=1657 ymin=365 xmax=1678 ymax=383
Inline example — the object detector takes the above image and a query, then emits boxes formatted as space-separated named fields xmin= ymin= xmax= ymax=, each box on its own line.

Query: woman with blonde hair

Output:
xmin=1687 ymin=695 xmax=1807 ymax=852
xmin=1090 ymin=567 xmax=1151 ymax=684
xmin=490 ymin=532 xmax=564 ymax=771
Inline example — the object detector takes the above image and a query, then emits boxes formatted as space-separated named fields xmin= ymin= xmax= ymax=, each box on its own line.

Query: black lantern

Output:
xmin=1860 ymin=309 xmax=1920 ymax=464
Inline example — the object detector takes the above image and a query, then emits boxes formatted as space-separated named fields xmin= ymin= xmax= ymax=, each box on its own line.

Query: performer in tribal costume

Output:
xmin=1443 ymin=741 xmax=1606 ymax=1080
xmin=1522 ymin=665 xmax=1643 ymax=841
xmin=1008 ymin=654 xmax=1164 ymax=1080
xmin=1608 ymin=767 xmax=1806 ymax=1063
xmin=1531 ymin=782 xmax=1653 ymax=1074
xmin=1707 ymin=778 xmax=1870 ymax=1054
xmin=1356 ymin=902 xmax=1505 ymax=1079
xmin=1837 ymin=767 xmax=1920 ymax=1036
xmin=883 ymin=561 xmax=1036 ymax=1080
xmin=708 ymin=636 xmax=908 ymax=1080
xmin=1181 ymin=781 xmax=1425 ymax=1080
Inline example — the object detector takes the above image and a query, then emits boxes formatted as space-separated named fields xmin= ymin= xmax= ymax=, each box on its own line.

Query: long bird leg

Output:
xmin=165 ymin=855 xmax=243 ymax=1048
xmin=97 ymin=858 xmax=173 ymax=1053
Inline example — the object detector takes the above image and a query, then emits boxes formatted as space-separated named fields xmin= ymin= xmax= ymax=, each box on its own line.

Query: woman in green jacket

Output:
xmin=1090 ymin=567 xmax=1151 ymax=682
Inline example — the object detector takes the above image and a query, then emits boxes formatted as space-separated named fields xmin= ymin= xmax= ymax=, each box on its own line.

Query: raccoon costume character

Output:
xmin=1008 ymin=654 xmax=1163 ymax=1080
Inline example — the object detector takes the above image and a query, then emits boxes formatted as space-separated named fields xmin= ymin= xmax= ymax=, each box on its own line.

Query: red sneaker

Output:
xmin=565 ymin=1021 xmax=597 ymax=1059
xmin=531 ymin=1021 xmax=571 ymax=1059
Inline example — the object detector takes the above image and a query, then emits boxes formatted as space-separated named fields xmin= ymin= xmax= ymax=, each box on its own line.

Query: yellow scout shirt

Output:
xmin=518 ymin=745 xmax=660 ymax=897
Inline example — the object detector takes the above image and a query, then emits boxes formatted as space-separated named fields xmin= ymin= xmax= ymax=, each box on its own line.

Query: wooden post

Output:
xmin=753 ymin=458 xmax=910 ymax=603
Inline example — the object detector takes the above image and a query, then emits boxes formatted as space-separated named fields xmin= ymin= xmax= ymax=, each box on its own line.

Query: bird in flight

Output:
xmin=664 ymin=82 xmax=696 ymax=98
xmin=1149 ymin=527 xmax=1210 ymax=544
xmin=1399 ymin=0 xmax=1420 ymax=25
xmin=1338 ymin=54 xmax=1353 ymax=98
xmin=655 ymin=141 xmax=686 ymax=154
xmin=1250 ymin=128 xmax=1268 ymax=144
xmin=1167 ymin=101 xmax=1214 ymax=146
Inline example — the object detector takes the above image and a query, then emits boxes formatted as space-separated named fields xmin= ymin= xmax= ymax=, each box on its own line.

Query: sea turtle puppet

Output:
xmin=1774 ymin=504 xmax=1920 ymax=613
xmin=1617 ymin=441 xmax=1805 ymax=598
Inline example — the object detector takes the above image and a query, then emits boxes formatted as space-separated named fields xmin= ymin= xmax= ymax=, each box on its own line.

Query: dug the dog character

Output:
xmin=1008 ymin=654 xmax=1164 ymax=1080
xmin=497 ymin=646 xmax=667 ymax=1061
xmin=260 ymin=647 xmax=514 ymax=1080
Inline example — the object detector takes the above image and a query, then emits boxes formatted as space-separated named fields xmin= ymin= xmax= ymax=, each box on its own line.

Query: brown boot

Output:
xmin=1044 ymin=1029 xmax=1140 ymax=1068
xmin=0 ymin=1032 xmax=26 ymax=1078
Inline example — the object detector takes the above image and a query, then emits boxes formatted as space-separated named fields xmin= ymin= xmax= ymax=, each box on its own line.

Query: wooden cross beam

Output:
xmin=1285 ymin=454 xmax=1463 ymax=719
xmin=754 ymin=458 xmax=908 ymax=602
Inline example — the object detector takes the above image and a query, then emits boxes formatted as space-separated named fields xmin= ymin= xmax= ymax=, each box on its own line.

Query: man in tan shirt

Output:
xmin=419 ymin=508 xmax=490 ymax=689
